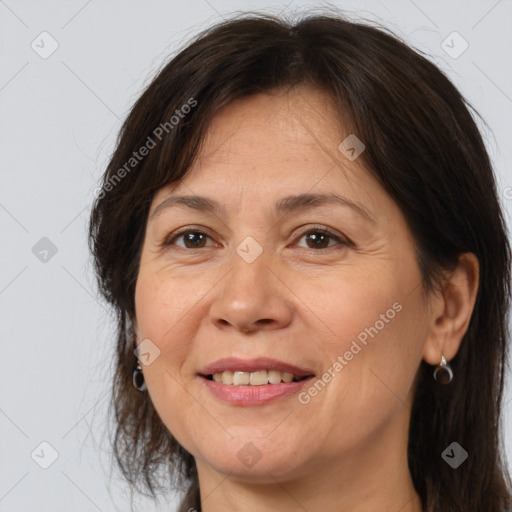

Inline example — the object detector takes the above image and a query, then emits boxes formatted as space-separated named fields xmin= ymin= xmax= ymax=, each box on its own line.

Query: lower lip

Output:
xmin=200 ymin=376 xmax=314 ymax=405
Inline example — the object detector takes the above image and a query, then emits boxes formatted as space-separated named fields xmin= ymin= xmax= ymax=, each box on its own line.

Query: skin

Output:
xmin=133 ymin=86 xmax=479 ymax=512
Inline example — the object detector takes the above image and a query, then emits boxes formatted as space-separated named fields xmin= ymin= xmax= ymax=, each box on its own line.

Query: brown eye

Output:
xmin=301 ymin=231 xmax=335 ymax=249
xmin=164 ymin=230 xmax=213 ymax=249
xmin=294 ymin=227 xmax=349 ymax=251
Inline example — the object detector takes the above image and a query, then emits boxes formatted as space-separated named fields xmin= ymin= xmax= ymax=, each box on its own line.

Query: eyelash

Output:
xmin=161 ymin=225 xmax=350 ymax=252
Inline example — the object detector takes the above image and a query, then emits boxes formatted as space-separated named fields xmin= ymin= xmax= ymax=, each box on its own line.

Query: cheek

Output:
xmin=314 ymin=245 xmax=424 ymax=364
xmin=135 ymin=270 xmax=189 ymax=343
xmin=134 ymin=273 xmax=192 ymax=380
xmin=308 ymin=269 xmax=423 ymax=414
xmin=134 ymin=274 xmax=198 ymax=448
xmin=306 ymin=271 xmax=403 ymax=358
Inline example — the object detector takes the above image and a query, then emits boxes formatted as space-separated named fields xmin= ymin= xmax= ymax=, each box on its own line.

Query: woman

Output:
xmin=88 ymin=10 xmax=512 ymax=512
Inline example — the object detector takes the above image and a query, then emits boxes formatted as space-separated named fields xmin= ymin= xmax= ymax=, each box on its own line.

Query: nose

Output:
xmin=208 ymin=247 xmax=293 ymax=334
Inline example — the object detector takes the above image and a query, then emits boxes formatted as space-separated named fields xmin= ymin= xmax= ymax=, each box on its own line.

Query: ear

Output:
xmin=422 ymin=252 xmax=480 ymax=365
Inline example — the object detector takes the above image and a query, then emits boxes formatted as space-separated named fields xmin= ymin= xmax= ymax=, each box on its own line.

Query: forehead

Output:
xmin=196 ymin=86 xmax=349 ymax=167
xmin=156 ymin=88 xmax=378 ymax=197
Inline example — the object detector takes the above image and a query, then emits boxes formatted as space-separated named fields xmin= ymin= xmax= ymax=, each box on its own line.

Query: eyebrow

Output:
xmin=150 ymin=193 xmax=376 ymax=223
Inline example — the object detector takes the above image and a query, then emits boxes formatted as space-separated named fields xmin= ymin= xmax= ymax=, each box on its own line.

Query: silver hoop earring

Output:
xmin=133 ymin=363 xmax=147 ymax=392
xmin=433 ymin=354 xmax=453 ymax=384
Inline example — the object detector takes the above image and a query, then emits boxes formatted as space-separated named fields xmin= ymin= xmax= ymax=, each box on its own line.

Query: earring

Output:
xmin=433 ymin=354 xmax=453 ymax=384
xmin=133 ymin=363 xmax=147 ymax=392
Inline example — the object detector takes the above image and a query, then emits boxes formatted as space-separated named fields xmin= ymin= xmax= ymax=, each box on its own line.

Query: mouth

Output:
xmin=202 ymin=370 xmax=311 ymax=385
xmin=198 ymin=356 xmax=315 ymax=384
xmin=197 ymin=357 xmax=316 ymax=405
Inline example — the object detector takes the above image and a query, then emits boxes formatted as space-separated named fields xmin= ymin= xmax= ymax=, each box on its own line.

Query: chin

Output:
xmin=194 ymin=436 xmax=309 ymax=481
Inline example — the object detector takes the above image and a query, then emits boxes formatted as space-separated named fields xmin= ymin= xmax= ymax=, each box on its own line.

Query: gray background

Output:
xmin=1 ymin=0 xmax=511 ymax=511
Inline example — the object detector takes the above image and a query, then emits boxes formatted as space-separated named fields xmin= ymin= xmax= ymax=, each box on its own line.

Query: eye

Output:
xmin=294 ymin=225 xmax=349 ymax=250
xmin=162 ymin=225 xmax=350 ymax=251
xmin=163 ymin=228 xmax=216 ymax=249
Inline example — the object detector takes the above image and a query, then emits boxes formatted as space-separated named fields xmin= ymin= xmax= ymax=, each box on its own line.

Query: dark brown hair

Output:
xmin=88 ymin=9 xmax=512 ymax=512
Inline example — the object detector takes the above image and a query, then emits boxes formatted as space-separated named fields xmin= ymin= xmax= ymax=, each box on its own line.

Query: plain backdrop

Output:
xmin=1 ymin=0 xmax=511 ymax=511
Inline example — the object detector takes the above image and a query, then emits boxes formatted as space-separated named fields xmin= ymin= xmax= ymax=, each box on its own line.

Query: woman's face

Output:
xmin=134 ymin=87 xmax=433 ymax=482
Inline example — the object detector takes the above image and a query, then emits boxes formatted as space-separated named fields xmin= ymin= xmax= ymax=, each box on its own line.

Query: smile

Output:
xmin=198 ymin=357 xmax=316 ymax=405
xmin=207 ymin=369 xmax=309 ymax=385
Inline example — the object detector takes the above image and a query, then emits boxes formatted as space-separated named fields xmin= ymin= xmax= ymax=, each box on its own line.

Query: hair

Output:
xmin=88 ymin=8 xmax=512 ymax=512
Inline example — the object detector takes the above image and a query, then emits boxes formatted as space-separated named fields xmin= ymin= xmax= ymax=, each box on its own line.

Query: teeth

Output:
xmin=282 ymin=372 xmax=293 ymax=383
xmin=221 ymin=371 xmax=233 ymax=385
xmin=211 ymin=370 xmax=299 ymax=385
xmin=268 ymin=370 xmax=282 ymax=384
xmin=233 ymin=371 xmax=250 ymax=385
xmin=250 ymin=370 xmax=268 ymax=385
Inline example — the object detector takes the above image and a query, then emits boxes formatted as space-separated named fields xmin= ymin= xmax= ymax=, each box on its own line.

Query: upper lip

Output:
xmin=199 ymin=357 xmax=315 ymax=378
